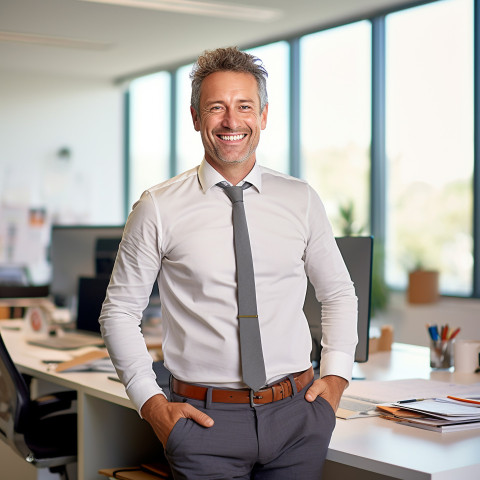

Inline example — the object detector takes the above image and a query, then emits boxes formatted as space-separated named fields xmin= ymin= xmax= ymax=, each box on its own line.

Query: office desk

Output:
xmin=1 ymin=324 xmax=161 ymax=480
xmin=326 ymin=344 xmax=480 ymax=480
xmin=2 ymin=325 xmax=480 ymax=480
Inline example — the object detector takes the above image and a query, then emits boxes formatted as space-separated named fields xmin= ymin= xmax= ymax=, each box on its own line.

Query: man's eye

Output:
xmin=240 ymin=105 xmax=251 ymax=110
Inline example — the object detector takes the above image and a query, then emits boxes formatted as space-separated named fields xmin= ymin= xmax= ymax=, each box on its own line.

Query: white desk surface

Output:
xmin=1 ymin=322 xmax=161 ymax=480
xmin=1 ymin=322 xmax=132 ymax=409
xmin=2 ymin=321 xmax=480 ymax=480
xmin=331 ymin=343 xmax=480 ymax=480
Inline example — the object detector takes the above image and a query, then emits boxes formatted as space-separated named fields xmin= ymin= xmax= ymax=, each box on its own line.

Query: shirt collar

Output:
xmin=198 ymin=158 xmax=262 ymax=193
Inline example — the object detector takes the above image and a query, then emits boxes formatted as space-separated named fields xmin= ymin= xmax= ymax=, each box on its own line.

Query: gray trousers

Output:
xmin=164 ymin=378 xmax=336 ymax=480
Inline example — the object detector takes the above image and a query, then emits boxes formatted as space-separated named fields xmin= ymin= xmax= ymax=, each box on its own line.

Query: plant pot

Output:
xmin=407 ymin=270 xmax=439 ymax=304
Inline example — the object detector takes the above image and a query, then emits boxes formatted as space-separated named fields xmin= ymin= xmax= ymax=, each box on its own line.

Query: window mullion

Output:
xmin=371 ymin=16 xmax=386 ymax=244
xmin=123 ymin=89 xmax=131 ymax=221
xmin=473 ymin=0 xmax=480 ymax=296
xmin=170 ymin=70 xmax=178 ymax=178
xmin=289 ymin=38 xmax=301 ymax=178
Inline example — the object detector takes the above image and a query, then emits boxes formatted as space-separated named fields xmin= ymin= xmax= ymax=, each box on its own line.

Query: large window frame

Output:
xmin=125 ymin=0 xmax=480 ymax=299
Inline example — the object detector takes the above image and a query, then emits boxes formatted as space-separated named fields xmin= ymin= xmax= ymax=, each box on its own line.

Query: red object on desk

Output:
xmin=448 ymin=328 xmax=461 ymax=340
xmin=441 ymin=325 xmax=448 ymax=340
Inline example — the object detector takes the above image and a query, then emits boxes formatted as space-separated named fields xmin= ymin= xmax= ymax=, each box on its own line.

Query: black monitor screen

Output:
xmin=49 ymin=225 xmax=124 ymax=310
xmin=304 ymin=236 xmax=373 ymax=365
xmin=76 ymin=276 xmax=111 ymax=334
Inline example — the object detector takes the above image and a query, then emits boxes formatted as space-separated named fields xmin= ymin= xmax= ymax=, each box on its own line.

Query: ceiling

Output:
xmin=0 ymin=0 xmax=420 ymax=83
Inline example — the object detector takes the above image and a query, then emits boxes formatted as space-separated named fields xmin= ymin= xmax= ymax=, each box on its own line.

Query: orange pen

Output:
xmin=447 ymin=396 xmax=480 ymax=406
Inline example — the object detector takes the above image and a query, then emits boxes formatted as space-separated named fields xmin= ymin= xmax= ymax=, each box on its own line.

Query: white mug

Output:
xmin=454 ymin=340 xmax=480 ymax=373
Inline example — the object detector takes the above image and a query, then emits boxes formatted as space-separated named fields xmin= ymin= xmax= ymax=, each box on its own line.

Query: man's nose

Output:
xmin=221 ymin=108 xmax=240 ymax=129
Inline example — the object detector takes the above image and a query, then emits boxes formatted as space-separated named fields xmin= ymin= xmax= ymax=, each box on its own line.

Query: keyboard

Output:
xmin=28 ymin=332 xmax=104 ymax=350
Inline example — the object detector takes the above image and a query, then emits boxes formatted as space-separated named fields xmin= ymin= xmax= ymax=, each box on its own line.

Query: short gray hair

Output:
xmin=190 ymin=46 xmax=268 ymax=113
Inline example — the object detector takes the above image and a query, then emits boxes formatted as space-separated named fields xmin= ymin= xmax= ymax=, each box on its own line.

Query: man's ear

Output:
xmin=261 ymin=103 xmax=268 ymax=130
xmin=191 ymin=106 xmax=201 ymax=131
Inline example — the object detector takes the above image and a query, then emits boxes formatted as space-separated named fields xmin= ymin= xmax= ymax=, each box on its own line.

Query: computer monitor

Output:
xmin=49 ymin=225 xmax=125 ymax=310
xmin=76 ymin=276 xmax=111 ymax=334
xmin=95 ymin=237 xmax=122 ymax=276
xmin=304 ymin=236 xmax=373 ymax=365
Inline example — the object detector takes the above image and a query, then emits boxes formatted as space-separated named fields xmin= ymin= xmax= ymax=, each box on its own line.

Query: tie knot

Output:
xmin=217 ymin=182 xmax=251 ymax=204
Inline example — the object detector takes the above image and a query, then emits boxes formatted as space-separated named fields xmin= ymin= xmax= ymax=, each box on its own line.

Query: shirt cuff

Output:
xmin=319 ymin=350 xmax=355 ymax=383
xmin=126 ymin=376 xmax=167 ymax=416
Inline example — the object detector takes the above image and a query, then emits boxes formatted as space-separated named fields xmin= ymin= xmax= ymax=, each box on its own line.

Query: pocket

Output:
xmin=314 ymin=395 xmax=337 ymax=426
xmin=164 ymin=417 xmax=189 ymax=455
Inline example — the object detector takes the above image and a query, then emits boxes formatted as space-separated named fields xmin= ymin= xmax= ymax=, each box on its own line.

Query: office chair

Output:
xmin=0 ymin=332 xmax=77 ymax=480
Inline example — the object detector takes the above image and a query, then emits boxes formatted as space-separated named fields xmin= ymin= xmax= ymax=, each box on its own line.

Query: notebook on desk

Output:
xmin=28 ymin=276 xmax=108 ymax=350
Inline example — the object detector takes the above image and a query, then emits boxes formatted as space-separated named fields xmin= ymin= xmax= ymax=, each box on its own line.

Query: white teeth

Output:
xmin=219 ymin=134 xmax=245 ymax=141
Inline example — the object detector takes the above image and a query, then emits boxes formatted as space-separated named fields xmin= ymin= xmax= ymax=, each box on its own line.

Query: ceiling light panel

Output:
xmin=0 ymin=31 xmax=112 ymax=50
xmin=78 ymin=0 xmax=283 ymax=22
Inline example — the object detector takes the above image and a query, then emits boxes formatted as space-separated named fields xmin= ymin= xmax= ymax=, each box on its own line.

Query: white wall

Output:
xmin=0 ymin=70 xmax=124 ymax=226
xmin=374 ymin=291 xmax=480 ymax=347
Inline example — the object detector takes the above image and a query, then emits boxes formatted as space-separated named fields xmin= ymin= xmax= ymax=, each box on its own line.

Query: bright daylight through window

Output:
xmin=128 ymin=0 xmax=476 ymax=298
xmin=385 ymin=0 xmax=473 ymax=295
xmin=300 ymin=21 xmax=371 ymax=237
xmin=129 ymin=72 xmax=171 ymax=204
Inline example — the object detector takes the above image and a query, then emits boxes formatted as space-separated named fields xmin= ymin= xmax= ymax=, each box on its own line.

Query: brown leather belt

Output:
xmin=171 ymin=367 xmax=314 ymax=407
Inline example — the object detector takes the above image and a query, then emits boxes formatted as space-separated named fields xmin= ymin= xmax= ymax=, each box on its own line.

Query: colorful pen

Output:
xmin=427 ymin=324 xmax=460 ymax=341
xmin=447 ymin=396 xmax=480 ymax=406
xmin=428 ymin=325 xmax=440 ymax=341
xmin=448 ymin=327 xmax=461 ymax=340
xmin=441 ymin=324 xmax=449 ymax=340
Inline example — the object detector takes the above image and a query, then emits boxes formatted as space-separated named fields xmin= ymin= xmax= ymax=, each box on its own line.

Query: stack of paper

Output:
xmin=377 ymin=397 xmax=480 ymax=432
xmin=338 ymin=378 xmax=480 ymax=422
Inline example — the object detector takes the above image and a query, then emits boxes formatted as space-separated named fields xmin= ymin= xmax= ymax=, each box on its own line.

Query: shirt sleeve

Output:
xmin=99 ymin=191 xmax=165 ymax=415
xmin=303 ymin=186 xmax=358 ymax=383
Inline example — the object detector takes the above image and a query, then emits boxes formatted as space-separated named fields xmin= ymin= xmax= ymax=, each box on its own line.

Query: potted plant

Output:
xmin=407 ymin=262 xmax=439 ymax=304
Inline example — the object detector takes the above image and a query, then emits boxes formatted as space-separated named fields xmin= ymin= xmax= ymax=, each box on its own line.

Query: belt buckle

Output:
xmin=249 ymin=389 xmax=263 ymax=408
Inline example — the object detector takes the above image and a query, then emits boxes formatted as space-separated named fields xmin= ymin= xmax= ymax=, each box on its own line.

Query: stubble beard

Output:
xmin=213 ymin=146 xmax=253 ymax=166
xmin=207 ymin=132 xmax=258 ymax=167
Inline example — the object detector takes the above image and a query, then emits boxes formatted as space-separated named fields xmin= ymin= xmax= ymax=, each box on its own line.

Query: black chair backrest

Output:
xmin=0 ymin=332 xmax=31 ymax=441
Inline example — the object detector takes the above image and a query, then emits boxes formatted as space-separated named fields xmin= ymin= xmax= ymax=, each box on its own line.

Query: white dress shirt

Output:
xmin=99 ymin=159 xmax=358 ymax=413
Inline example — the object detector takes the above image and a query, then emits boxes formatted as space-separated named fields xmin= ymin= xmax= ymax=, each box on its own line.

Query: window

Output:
xmin=128 ymin=72 xmax=171 ymax=206
xmin=247 ymin=42 xmax=290 ymax=173
xmin=126 ymin=0 xmax=478 ymax=299
xmin=300 ymin=22 xmax=372 ymax=235
xmin=385 ymin=0 xmax=474 ymax=295
xmin=176 ymin=63 xmax=204 ymax=174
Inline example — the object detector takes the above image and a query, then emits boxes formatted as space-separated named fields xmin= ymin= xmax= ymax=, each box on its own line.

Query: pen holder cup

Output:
xmin=430 ymin=339 xmax=454 ymax=369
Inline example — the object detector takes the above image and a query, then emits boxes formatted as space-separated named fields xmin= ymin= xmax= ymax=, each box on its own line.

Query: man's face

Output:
xmin=191 ymin=71 xmax=268 ymax=171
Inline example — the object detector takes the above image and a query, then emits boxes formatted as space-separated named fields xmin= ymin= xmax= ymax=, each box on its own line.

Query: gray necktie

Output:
xmin=219 ymin=182 xmax=266 ymax=391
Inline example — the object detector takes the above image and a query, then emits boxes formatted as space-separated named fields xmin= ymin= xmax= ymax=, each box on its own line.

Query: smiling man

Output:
xmin=191 ymin=69 xmax=267 ymax=181
xmin=100 ymin=47 xmax=358 ymax=479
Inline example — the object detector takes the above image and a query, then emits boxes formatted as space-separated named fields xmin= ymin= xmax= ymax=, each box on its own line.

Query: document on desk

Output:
xmin=337 ymin=396 xmax=381 ymax=419
xmin=344 ymin=378 xmax=480 ymax=404
xmin=338 ymin=378 xmax=480 ymax=420
xmin=391 ymin=399 xmax=480 ymax=418
xmin=377 ymin=398 xmax=480 ymax=432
